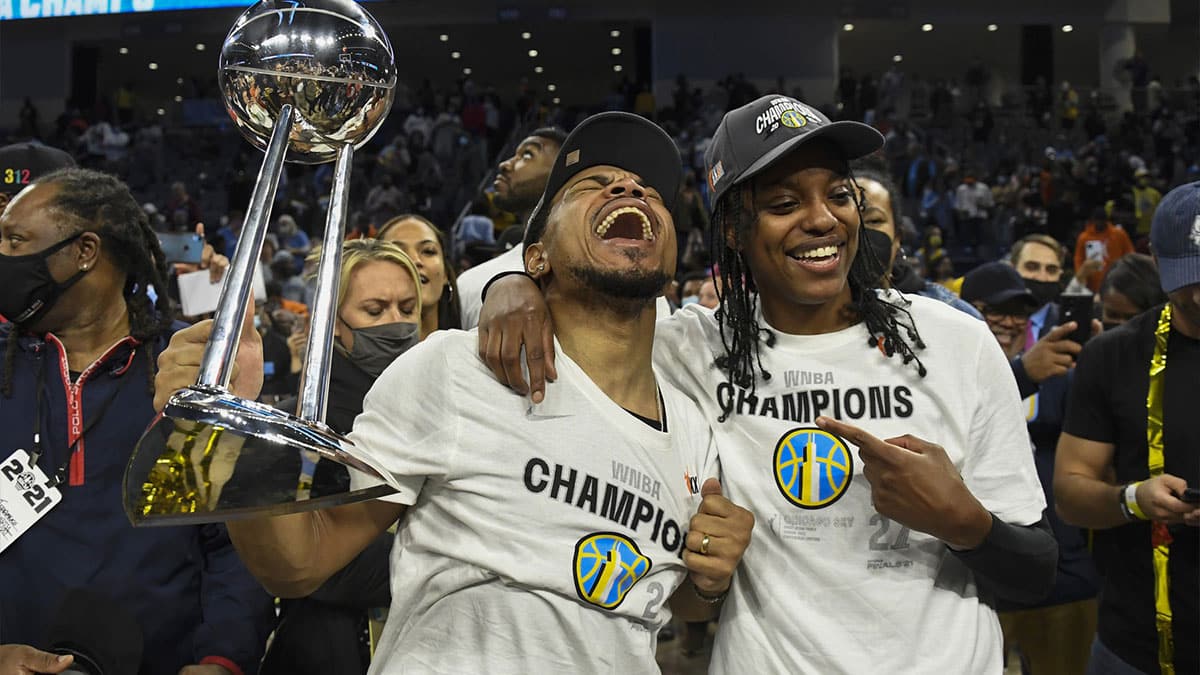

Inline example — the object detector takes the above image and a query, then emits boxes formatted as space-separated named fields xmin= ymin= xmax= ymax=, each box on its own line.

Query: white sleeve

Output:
xmin=653 ymin=306 xmax=716 ymax=401
xmin=961 ymin=325 xmax=1046 ymax=525
xmin=347 ymin=333 xmax=461 ymax=505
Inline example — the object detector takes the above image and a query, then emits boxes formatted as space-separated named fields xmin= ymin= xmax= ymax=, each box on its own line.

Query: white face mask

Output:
xmin=681 ymin=295 xmax=700 ymax=307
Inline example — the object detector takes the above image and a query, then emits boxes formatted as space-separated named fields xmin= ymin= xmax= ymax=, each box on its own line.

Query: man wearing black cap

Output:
xmin=168 ymin=112 xmax=753 ymax=673
xmin=1056 ymin=181 xmax=1200 ymax=675
xmin=478 ymin=94 xmax=1055 ymax=673
xmin=962 ymin=262 xmax=1099 ymax=675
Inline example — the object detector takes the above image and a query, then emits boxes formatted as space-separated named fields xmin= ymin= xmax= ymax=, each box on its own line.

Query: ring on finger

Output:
xmin=700 ymin=534 xmax=711 ymax=555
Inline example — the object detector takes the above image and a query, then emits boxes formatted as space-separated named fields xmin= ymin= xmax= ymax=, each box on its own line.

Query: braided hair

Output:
xmin=2 ymin=168 xmax=174 ymax=397
xmin=710 ymin=170 xmax=927 ymax=422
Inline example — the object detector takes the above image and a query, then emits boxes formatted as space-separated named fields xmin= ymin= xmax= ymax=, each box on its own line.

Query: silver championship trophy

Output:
xmin=123 ymin=0 xmax=397 ymax=525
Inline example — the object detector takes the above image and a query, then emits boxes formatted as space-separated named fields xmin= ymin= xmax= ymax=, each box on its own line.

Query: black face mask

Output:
xmin=1102 ymin=320 xmax=1123 ymax=332
xmin=339 ymin=317 xmax=420 ymax=379
xmin=0 ymin=232 xmax=87 ymax=326
xmin=1024 ymin=278 xmax=1062 ymax=307
xmin=860 ymin=228 xmax=894 ymax=283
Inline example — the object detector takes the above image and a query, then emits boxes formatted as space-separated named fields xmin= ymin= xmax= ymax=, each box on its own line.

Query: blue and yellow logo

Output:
xmin=573 ymin=532 xmax=652 ymax=610
xmin=773 ymin=428 xmax=853 ymax=509
xmin=780 ymin=109 xmax=806 ymax=129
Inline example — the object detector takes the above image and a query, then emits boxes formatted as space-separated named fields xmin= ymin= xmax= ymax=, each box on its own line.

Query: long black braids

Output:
xmin=711 ymin=169 xmax=927 ymax=423
xmin=2 ymin=168 xmax=174 ymax=397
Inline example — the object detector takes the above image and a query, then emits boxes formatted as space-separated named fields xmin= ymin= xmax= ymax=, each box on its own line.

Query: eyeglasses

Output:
xmin=981 ymin=306 xmax=1033 ymax=323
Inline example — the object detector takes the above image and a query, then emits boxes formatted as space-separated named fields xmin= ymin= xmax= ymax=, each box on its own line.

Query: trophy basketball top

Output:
xmin=219 ymin=0 xmax=396 ymax=164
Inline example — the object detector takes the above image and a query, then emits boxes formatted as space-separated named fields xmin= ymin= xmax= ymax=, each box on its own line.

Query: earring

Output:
xmin=536 ymin=264 xmax=545 ymax=272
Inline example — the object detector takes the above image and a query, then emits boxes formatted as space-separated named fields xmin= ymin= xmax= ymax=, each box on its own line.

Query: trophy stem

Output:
xmin=197 ymin=105 xmax=295 ymax=390
xmin=296 ymin=143 xmax=353 ymax=423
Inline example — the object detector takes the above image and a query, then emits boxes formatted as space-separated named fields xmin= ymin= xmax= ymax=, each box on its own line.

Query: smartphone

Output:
xmin=158 ymin=232 xmax=205 ymax=264
xmin=1058 ymin=293 xmax=1093 ymax=346
xmin=1179 ymin=488 xmax=1200 ymax=504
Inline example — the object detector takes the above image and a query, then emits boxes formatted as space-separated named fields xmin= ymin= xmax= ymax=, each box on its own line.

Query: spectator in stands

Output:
xmin=853 ymin=159 xmax=981 ymax=318
xmin=955 ymin=168 xmax=994 ymax=256
xmin=1131 ymin=168 xmax=1162 ymax=240
xmin=1073 ymin=205 xmax=1134 ymax=292
xmin=0 ymin=168 xmax=272 ymax=674
xmin=271 ymin=251 xmax=308 ymax=305
xmin=258 ymin=239 xmax=423 ymax=675
xmin=214 ymin=209 xmax=243 ymax=259
xmin=673 ymin=171 xmax=710 ymax=274
xmin=1098 ymin=253 xmax=1166 ymax=330
xmin=1060 ymin=82 xmax=1080 ymax=130
xmin=165 ymin=180 xmax=202 ymax=230
xmin=364 ymin=173 xmax=407 ymax=228
xmin=1055 ymin=181 xmax=1200 ymax=675
xmin=961 ymin=263 xmax=1100 ymax=675
xmin=276 ymin=214 xmax=311 ymax=274
xmin=455 ymin=126 xmax=565 ymax=328
xmin=378 ymin=214 xmax=461 ymax=334
xmin=453 ymin=195 xmax=495 ymax=266
xmin=677 ymin=270 xmax=708 ymax=308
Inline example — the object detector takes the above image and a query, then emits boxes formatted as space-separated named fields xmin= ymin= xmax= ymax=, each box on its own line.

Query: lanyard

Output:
xmin=1146 ymin=304 xmax=1174 ymax=675
xmin=29 ymin=356 xmax=123 ymax=489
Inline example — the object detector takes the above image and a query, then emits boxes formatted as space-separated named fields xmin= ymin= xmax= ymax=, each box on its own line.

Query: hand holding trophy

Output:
xmin=124 ymin=0 xmax=397 ymax=525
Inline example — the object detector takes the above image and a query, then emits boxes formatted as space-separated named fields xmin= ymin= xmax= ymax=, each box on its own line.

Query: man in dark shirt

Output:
xmin=1055 ymin=181 xmax=1200 ymax=675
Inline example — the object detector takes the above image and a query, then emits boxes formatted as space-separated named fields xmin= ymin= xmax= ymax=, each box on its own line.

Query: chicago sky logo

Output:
xmin=773 ymin=427 xmax=853 ymax=509
xmin=573 ymin=532 xmax=652 ymax=609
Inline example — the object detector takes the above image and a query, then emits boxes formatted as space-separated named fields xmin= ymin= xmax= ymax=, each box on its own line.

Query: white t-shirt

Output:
xmin=348 ymin=330 xmax=719 ymax=674
xmin=652 ymin=292 xmax=1045 ymax=675
xmin=456 ymin=245 xmax=525 ymax=329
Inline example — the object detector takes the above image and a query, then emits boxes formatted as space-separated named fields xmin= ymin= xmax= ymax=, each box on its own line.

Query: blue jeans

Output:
xmin=1086 ymin=638 xmax=1149 ymax=675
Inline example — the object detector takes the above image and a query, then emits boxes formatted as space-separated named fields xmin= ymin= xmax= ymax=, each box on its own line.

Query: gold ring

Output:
xmin=700 ymin=534 xmax=711 ymax=555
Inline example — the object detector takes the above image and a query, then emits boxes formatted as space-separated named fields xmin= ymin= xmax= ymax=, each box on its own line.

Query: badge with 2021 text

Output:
xmin=0 ymin=449 xmax=62 ymax=554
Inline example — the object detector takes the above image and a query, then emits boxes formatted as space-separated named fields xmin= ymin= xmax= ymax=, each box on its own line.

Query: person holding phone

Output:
xmin=1055 ymin=181 xmax=1200 ymax=675
xmin=961 ymin=262 xmax=1100 ymax=675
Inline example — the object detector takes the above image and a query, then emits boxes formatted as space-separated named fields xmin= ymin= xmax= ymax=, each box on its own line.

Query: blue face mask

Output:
xmin=681 ymin=295 xmax=700 ymax=307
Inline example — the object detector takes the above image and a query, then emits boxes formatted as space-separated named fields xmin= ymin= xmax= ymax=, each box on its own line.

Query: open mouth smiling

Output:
xmin=786 ymin=236 xmax=845 ymax=270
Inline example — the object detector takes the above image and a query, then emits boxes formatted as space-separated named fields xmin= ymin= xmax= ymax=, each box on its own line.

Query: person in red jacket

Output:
xmin=1074 ymin=205 xmax=1134 ymax=293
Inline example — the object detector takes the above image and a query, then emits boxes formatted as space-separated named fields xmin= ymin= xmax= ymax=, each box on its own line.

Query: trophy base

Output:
xmin=124 ymin=386 xmax=395 ymax=526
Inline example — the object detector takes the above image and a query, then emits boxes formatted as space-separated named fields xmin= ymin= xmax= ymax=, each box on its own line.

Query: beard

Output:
xmin=561 ymin=251 xmax=669 ymax=317
xmin=494 ymin=177 xmax=541 ymax=217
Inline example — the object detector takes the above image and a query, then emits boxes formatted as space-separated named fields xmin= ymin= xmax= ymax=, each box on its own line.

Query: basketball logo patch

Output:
xmin=773 ymin=427 xmax=853 ymax=509
xmin=573 ymin=532 xmax=652 ymax=610
xmin=780 ymin=109 xmax=806 ymax=129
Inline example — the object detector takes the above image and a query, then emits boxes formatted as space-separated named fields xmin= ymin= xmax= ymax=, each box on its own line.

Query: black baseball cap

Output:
xmin=0 ymin=142 xmax=76 ymax=196
xmin=1150 ymin=181 xmax=1200 ymax=293
xmin=525 ymin=112 xmax=681 ymax=242
xmin=705 ymin=94 xmax=884 ymax=206
xmin=961 ymin=262 xmax=1039 ymax=311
